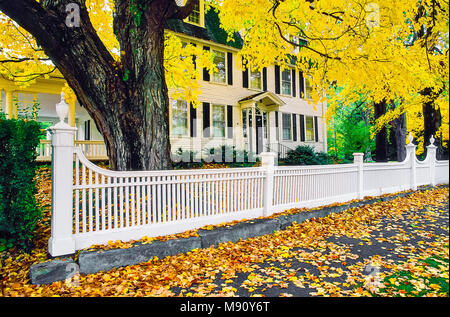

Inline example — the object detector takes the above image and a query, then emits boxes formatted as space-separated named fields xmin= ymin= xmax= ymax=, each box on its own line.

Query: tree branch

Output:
xmin=169 ymin=0 xmax=196 ymax=20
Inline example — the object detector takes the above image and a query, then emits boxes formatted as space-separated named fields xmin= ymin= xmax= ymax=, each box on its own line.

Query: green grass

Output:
xmin=375 ymin=256 xmax=449 ymax=297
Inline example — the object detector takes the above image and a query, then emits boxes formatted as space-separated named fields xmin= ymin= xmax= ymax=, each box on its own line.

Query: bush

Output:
xmin=283 ymin=145 xmax=334 ymax=165
xmin=0 ymin=115 xmax=42 ymax=251
xmin=204 ymin=145 xmax=258 ymax=167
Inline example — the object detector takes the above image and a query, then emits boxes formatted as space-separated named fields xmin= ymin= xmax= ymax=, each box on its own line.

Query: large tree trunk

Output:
xmin=0 ymin=0 xmax=196 ymax=171
xmin=421 ymin=88 xmax=445 ymax=160
xmin=391 ymin=112 xmax=407 ymax=162
xmin=374 ymin=100 xmax=388 ymax=162
xmin=106 ymin=1 xmax=173 ymax=171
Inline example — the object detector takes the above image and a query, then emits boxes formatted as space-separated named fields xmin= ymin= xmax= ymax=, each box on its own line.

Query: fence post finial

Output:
xmin=427 ymin=135 xmax=437 ymax=186
xmin=55 ymin=91 xmax=70 ymax=126
xmin=405 ymin=133 xmax=417 ymax=190
xmin=261 ymin=152 xmax=276 ymax=217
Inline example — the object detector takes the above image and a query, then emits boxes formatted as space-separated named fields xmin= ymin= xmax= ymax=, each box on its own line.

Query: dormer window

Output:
xmin=184 ymin=0 xmax=205 ymax=27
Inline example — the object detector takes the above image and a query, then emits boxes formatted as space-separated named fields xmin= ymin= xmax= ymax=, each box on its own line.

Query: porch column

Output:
xmin=68 ymin=97 xmax=77 ymax=127
xmin=5 ymin=89 xmax=13 ymax=119
xmin=251 ymin=103 xmax=257 ymax=154
xmin=267 ymin=111 xmax=277 ymax=148
xmin=33 ymin=93 xmax=38 ymax=120
xmin=13 ymin=92 xmax=18 ymax=119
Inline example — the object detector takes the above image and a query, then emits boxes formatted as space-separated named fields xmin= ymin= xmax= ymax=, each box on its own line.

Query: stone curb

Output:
xmin=29 ymin=185 xmax=445 ymax=284
xmin=29 ymin=258 xmax=76 ymax=285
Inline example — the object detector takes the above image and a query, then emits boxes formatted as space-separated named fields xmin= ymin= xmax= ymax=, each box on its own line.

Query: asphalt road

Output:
xmin=170 ymin=194 xmax=449 ymax=297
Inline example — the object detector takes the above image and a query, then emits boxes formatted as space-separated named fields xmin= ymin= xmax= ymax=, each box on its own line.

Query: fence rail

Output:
xmin=47 ymin=126 xmax=449 ymax=256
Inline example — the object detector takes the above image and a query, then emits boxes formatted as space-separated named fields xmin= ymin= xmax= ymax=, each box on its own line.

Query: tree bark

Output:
xmin=374 ymin=100 xmax=388 ymax=162
xmin=420 ymin=87 xmax=447 ymax=160
xmin=0 ymin=0 xmax=196 ymax=171
xmin=391 ymin=112 xmax=407 ymax=162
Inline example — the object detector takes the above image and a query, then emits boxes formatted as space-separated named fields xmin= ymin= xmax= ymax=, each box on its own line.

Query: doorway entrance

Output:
xmin=256 ymin=113 xmax=263 ymax=154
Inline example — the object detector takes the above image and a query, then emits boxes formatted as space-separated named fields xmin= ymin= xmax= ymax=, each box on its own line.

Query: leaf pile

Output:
xmin=0 ymin=166 xmax=448 ymax=297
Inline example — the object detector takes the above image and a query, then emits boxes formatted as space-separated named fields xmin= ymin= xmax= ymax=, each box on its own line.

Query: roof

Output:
xmin=238 ymin=91 xmax=285 ymax=106
xmin=165 ymin=9 xmax=243 ymax=49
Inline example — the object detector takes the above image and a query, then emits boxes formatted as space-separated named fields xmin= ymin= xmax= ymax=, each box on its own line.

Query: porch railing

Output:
xmin=265 ymin=143 xmax=294 ymax=160
xmin=36 ymin=139 xmax=108 ymax=162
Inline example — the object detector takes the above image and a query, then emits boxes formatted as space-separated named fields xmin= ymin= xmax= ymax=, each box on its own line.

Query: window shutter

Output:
xmin=190 ymin=102 xmax=197 ymax=137
xmin=299 ymin=114 xmax=305 ymax=141
xmin=85 ymin=120 xmax=91 ymax=140
xmin=314 ymin=116 xmax=319 ymax=142
xmin=262 ymin=67 xmax=267 ymax=92
xmin=227 ymin=105 xmax=233 ymax=139
xmin=242 ymin=58 xmax=249 ymax=88
xmin=292 ymin=114 xmax=297 ymax=141
xmin=203 ymin=102 xmax=210 ymax=137
xmin=203 ymin=46 xmax=210 ymax=82
xmin=299 ymin=71 xmax=305 ymax=98
xmin=275 ymin=111 xmax=279 ymax=141
xmin=227 ymin=52 xmax=233 ymax=85
xmin=292 ymin=69 xmax=297 ymax=97
xmin=275 ymin=65 xmax=281 ymax=94
xmin=192 ymin=43 xmax=197 ymax=70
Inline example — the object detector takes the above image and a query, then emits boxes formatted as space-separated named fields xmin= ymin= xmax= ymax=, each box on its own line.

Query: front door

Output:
xmin=256 ymin=114 xmax=263 ymax=154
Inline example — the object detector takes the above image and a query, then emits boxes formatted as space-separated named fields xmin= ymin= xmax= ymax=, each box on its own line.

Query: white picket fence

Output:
xmin=47 ymin=120 xmax=449 ymax=256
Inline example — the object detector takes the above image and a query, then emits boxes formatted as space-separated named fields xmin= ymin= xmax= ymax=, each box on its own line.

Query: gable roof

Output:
xmin=165 ymin=9 xmax=243 ymax=49
xmin=238 ymin=91 xmax=285 ymax=106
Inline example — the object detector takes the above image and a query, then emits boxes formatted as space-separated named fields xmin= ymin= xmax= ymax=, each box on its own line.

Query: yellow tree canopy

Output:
xmin=0 ymin=0 xmax=215 ymax=107
xmin=1 ymin=0 xmax=448 ymax=147
xmin=210 ymin=0 xmax=449 ymax=145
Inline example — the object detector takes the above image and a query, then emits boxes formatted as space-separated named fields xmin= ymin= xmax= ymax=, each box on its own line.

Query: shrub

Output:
xmin=284 ymin=145 xmax=333 ymax=165
xmin=203 ymin=145 xmax=258 ymax=167
xmin=0 ymin=115 xmax=42 ymax=251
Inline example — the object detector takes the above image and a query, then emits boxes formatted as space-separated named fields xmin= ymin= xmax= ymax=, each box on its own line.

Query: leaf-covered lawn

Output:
xmin=0 ymin=166 xmax=448 ymax=297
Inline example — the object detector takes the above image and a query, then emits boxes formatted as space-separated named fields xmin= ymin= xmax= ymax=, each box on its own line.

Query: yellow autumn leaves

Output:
xmin=1 ymin=165 xmax=448 ymax=297
xmin=213 ymin=0 xmax=449 ymax=147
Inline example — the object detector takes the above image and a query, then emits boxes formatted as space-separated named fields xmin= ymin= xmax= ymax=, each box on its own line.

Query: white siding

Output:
xmin=168 ymin=42 xmax=328 ymax=155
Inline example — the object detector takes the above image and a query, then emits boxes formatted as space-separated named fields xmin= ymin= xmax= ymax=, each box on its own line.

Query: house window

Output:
xmin=172 ymin=100 xmax=188 ymax=136
xmin=212 ymin=50 xmax=227 ymax=84
xmin=188 ymin=0 xmax=201 ymax=24
xmin=305 ymin=116 xmax=315 ymax=141
xmin=282 ymin=113 xmax=292 ymax=140
xmin=212 ymin=104 xmax=225 ymax=137
xmin=281 ymin=69 xmax=292 ymax=95
xmin=305 ymin=75 xmax=313 ymax=100
xmin=249 ymin=68 xmax=262 ymax=90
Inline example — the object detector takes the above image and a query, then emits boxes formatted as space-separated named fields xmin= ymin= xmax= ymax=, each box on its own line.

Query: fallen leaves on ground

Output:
xmin=0 ymin=165 xmax=448 ymax=297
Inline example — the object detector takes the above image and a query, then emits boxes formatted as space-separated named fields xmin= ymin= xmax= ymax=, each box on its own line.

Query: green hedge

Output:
xmin=0 ymin=114 xmax=42 ymax=251
xmin=283 ymin=145 xmax=334 ymax=165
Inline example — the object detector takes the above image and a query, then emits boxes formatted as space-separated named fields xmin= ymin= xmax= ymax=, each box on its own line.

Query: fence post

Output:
xmin=426 ymin=135 xmax=437 ymax=186
xmin=353 ymin=153 xmax=364 ymax=199
xmin=261 ymin=152 xmax=276 ymax=217
xmin=406 ymin=133 xmax=417 ymax=191
xmin=48 ymin=93 xmax=77 ymax=257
